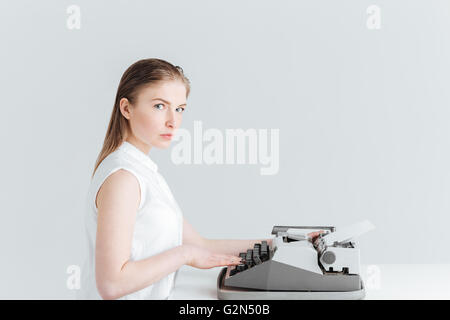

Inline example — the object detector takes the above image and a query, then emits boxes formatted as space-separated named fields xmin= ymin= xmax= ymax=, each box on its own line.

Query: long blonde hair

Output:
xmin=92 ymin=58 xmax=190 ymax=177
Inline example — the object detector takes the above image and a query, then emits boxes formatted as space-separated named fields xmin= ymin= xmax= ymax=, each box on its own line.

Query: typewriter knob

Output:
xmin=321 ymin=251 xmax=336 ymax=264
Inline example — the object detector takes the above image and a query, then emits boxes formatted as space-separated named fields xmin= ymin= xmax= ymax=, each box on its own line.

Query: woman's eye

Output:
xmin=175 ymin=107 xmax=185 ymax=113
xmin=154 ymin=103 xmax=164 ymax=110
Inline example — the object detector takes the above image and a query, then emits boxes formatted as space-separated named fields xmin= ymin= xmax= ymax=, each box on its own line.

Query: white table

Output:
xmin=169 ymin=264 xmax=450 ymax=300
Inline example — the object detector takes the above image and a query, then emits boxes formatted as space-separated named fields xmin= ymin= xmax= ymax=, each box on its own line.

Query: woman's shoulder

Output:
xmin=88 ymin=149 xmax=146 ymax=211
xmin=95 ymin=168 xmax=142 ymax=209
xmin=90 ymin=149 xmax=141 ymax=188
xmin=95 ymin=149 xmax=134 ymax=173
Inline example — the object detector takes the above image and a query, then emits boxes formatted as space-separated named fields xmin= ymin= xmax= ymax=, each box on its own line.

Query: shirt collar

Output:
xmin=119 ymin=141 xmax=158 ymax=172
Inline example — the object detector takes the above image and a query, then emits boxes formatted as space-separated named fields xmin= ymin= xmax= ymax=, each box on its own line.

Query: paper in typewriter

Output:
xmin=322 ymin=220 xmax=375 ymax=245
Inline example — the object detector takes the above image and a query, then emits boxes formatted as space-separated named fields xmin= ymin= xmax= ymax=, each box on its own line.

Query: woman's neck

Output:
xmin=125 ymin=136 xmax=151 ymax=154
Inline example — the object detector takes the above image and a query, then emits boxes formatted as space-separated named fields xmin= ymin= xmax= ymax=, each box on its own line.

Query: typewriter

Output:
xmin=217 ymin=220 xmax=374 ymax=300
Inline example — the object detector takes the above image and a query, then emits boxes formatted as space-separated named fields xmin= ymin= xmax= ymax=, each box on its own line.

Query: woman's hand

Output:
xmin=182 ymin=244 xmax=242 ymax=269
xmin=307 ymin=230 xmax=326 ymax=243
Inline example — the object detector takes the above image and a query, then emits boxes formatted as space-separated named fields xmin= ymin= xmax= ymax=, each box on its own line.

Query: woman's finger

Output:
xmin=308 ymin=230 xmax=325 ymax=237
xmin=227 ymin=256 xmax=242 ymax=265
xmin=215 ymin=255 xmax=240 ymax=266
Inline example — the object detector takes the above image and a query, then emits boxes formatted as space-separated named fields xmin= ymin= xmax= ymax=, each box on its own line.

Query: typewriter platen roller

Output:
xmin=217 ymin=220 xmax=374 ymax=300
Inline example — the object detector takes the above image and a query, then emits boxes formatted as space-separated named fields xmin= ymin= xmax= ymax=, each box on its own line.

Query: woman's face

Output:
xmin=121 ymin=80 xmax=187 ymax=152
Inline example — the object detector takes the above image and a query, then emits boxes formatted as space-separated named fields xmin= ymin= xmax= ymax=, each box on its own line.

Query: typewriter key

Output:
xmin=261 ymin=242 xmax=269 ymax=261
xmin=253 ymin=251 xmax=262 ymax=265
xmin=236 ymin=264 xmax=246 ymax=272
xmin=246 ymin=249 xmax=253 ymax=267
xmin=254 ymin=243 xmax=261 ymax=256
xmin=261 ymin=241 xmax=268 ymax=251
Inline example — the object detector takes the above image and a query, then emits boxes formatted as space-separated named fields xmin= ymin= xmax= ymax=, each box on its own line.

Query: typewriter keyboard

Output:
xmin=229 ymin=240 xmax=272 ymax=277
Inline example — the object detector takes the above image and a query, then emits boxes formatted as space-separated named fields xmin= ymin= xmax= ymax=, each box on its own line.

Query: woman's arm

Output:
xmin=95 ymin=169 xmax=185 ymax=299
xmin=201 ymin=232 xmax=325 ymax=255
xmin=201 ymin=238 xmax=273 ymax=257
xmin=95 ymin=170 xmax=241 ymax=300
xmin=182 ymin=218 xmax=273 ymax=256
xmin=183 ymin=219 xmax=325 ymax=257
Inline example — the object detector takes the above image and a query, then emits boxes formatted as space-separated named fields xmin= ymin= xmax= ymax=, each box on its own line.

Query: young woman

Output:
xmin=78 ymin=58 xmax=275 ymax=300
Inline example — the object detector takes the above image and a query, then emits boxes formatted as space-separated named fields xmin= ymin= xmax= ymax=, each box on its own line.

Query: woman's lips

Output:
xmin=160 ymin=134 xmax=173 ymax=140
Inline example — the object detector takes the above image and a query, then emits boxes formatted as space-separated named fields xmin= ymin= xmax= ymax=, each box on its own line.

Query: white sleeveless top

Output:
xmin=78 ymin=141 xmax=184 ymax=300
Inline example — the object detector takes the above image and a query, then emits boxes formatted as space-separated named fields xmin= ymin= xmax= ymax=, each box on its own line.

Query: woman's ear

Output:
xmin=119 ymin=97 xmax=132 ymax=120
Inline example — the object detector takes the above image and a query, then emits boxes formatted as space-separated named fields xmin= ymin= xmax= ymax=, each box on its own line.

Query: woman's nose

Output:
xmin=166 ymin=120 xmax=175 ymax=128
xmin=166 ymin=110 xmax=176 ymax=128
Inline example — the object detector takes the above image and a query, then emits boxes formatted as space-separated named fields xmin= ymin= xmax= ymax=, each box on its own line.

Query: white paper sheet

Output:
xmin=322 ymin=220 xmax=375 ymax=245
